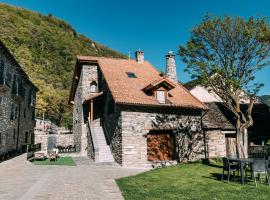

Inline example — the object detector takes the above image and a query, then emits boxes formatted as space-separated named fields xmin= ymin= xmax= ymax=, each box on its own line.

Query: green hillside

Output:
xmin=0 ymin=3 xmax=126 ymax=127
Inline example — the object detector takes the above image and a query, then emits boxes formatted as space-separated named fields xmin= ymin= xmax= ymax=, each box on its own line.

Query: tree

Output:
xmin=179 ymin=15 xmax=270 ymax=158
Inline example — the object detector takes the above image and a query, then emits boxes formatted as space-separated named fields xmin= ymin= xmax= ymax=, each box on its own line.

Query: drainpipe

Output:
xmin=16 ymin=102 xmax=21 ymax=152
xmin=201 ymin=109 xmax=208 ymax=159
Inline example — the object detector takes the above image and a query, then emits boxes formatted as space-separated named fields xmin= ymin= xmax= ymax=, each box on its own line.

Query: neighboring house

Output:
xmin=35 ymin=118 xmax=58 ymax=134
xmin=0 ymin=40 xmax=38 ymax=156
xmin=34 ymin=118 xmax=73 ymax=151
xmin=187 ymin=83 xmax=270 ymax=158
xmin=69 ymin=51 xmax=207 ymax=167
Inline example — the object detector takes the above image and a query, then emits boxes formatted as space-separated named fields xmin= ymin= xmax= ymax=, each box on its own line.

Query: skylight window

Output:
xmin=126 ymin=72 xmax=137 ymax=78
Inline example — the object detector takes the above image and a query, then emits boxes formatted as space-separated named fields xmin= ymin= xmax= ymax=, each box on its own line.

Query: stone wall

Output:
xmin=120 ymin=106 xmax=203 ymax=167
xmin=0 ymin=45 xmax=37 ymax=155
xmin=102 ymin=93 xmax=122 ymax=164
xmin=35 ymin=133 xmax=74 ymax=151
xmin=205 ymin=130 xmax=226 ymax=158
xmin=73 ymin=64 xmax=98 ymax=155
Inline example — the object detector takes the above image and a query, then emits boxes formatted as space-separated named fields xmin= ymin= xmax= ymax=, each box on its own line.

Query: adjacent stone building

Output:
xmin=69 ymin=50 xmax=207 ymax=167
xmin=187 ymin=83 xmax=270 ymax=158
xmin=0 ymin=40 xmax=38 ymax=156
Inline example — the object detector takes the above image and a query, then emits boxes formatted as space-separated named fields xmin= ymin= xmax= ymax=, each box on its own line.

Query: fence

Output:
xmin=25 ymin=143 xmax=41 ymax=160
xmin=248 ymin=145 xmax=270 ymax=158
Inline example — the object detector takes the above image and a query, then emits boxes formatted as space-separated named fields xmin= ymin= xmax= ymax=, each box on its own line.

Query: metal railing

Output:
xmin=101 ymin=117 xmax=112 ymax=145
xmin=87 ymin=118 xmax=98 ymax=157
xmin=248 ymin=145 xmax=270 ymax=158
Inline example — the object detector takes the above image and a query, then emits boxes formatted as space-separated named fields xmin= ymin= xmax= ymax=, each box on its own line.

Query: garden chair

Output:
xmin=251 ymin=159 xmax=270 ymax=187
xmin=47 ymin=151 xmax=57 ymax=161
xmin=221 ymin=157 xmax=241 ymax=182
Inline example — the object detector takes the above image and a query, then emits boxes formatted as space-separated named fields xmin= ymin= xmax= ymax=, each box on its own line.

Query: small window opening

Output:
xmin=90 ymin=81 xmax=97 ymax=93
xmin=126 ymin=72 xmax=137 ymax=78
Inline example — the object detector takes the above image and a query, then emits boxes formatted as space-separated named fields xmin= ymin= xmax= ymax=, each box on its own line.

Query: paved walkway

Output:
xmin=0 ymin=154 xmax=147 ymax=200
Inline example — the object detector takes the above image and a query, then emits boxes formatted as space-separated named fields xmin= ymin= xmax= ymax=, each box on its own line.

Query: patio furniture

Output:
xmin=34 ymin=151 xmax=47 ymax=161
xmin=221 ymin=157 xmax=241 ymax=182
xmin=52 ymin=148 xmax=59 ymax=157
xmin=228 ymin=158 xmax=255 ymax=184
xmin=251 ymin=159 xmax=270 ymax=187
xmin=47 ymin=151 xmax=57 ymax=161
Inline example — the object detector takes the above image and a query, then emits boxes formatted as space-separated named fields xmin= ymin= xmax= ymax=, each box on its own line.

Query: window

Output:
xmin=0 ymin=132 xmax=2 ymax=145
xmin=90 ymin=81 xmax=97 ymax=93
xmin=10 ymin=104 xmax=14 ymax=120
xmin=156 ymin=91 xmax=166 ymax=104
xmin=126 ymin=72 xmax=137 ymax=78
xmin=32 ymin=110 xmax=35 ymax=121
xmin=15 ymin=106 xmax=18 ymax=119
xmin=5 ymin=73 xmax=12 ymax=87
xmin=0 ymin=96 xmax=2 ymax=104
xmin=13 ymin=129 xmax=16 ymax=143
xmin=25 ymin=132 xmax=28 ymax=143
xmin=24 ymin=108 xmax=26 ymax=118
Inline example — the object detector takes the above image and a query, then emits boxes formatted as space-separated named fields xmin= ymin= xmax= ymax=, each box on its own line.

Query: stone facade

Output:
xmin=0 ymin=41 xmax=37 ymax=156
xmin=73 ymin=64 xmax=99 ymax=155
xmin=205 ymin=130 xmax=226 ymax=158
xmin=120 ymin=107 xmax=203 ymax=167
xmin=35 ymin=133 xmax=74 ymax=151
xmin=70 ymin=54 xmax=207 ymax=167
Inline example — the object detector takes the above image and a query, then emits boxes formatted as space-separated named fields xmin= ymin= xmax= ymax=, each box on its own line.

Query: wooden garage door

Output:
xmin=147 ymin=131 xmax=174 ymax=161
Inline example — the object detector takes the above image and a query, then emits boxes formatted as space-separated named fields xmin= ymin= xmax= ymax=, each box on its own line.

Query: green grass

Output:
xmin=33 ymin=156 xmax=76 ymax=166
xmin=116 ymin=163 xmax=270 ymax=200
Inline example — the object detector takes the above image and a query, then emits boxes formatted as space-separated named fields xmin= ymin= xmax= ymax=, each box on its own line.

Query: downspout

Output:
xmin=16 ymin=102 xmax=21 ymax=152
xmin=201 ymin=109 xmax=208 ymax=159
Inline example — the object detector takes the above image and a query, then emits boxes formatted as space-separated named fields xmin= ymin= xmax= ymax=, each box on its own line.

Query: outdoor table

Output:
xmin=228 ymin=158 xmax=255 ymax=184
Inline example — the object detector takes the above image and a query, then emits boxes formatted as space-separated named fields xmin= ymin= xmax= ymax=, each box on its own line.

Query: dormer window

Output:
xmin=156 ymin=90 xmax=166 ymax=104
xmin=90 ymin=81 xmax=97 ymax=93
xmin=143 ymin=78 xmax=176 ymax=105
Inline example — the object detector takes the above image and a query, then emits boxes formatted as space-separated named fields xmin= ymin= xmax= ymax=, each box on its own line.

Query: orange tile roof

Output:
xmin=73 ymin=56 xmax=206 ymax=109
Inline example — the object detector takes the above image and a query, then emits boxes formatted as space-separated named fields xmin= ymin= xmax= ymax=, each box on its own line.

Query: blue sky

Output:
xmin=1 ymin=0 xmax=270 ymax=95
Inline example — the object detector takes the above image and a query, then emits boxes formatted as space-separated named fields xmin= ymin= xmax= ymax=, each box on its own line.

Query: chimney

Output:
xmin=135 ymin=50 xmax=144 ymax=64
xmin=166 ymin=51 xmax=177 ymax=83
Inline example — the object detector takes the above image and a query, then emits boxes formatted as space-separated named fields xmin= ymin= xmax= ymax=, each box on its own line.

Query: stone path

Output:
xmin=0 ymin=154 xmax=147 ymax=200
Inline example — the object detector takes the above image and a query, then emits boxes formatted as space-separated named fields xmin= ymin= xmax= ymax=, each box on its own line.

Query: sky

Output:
xmin=1 ymin=0 xmax=270 ymax=95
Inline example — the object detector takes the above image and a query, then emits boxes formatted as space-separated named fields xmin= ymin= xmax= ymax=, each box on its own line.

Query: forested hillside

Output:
xmin=0 ymin=3 xmax=126 ymax=127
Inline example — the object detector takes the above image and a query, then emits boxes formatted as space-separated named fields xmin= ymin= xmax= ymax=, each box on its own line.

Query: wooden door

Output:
xmin=225 ymin=134 xmax=237 ymax=157
xmin=147 ymin=131 xmax=174 ymax=161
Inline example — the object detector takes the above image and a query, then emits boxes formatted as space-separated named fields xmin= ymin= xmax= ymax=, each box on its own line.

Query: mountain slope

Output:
xmin=261 ymin=95 xmax=270 ymax=106
xmin=0 ymin=3 xmax=126 ymax=127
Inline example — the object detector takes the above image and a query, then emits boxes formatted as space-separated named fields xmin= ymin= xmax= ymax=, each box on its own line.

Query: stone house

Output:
xmin=187 ymin=84 xmax=270 ymax=158
xmin=0 ymin=40 xmax=38 ymax=156
xmin=69 ymin=50 xmax=207 ymax=167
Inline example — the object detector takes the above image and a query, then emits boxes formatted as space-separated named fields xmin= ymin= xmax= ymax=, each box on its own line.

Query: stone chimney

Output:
xmin=135 ymin=50 xmax=144 ymax=64
xmin=166 ymin=51 xmax=177 ymax=83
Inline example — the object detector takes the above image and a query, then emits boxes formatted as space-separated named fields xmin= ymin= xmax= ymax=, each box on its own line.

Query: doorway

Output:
xmin=147 ymin=130 xmax=175 ymax=161
xmin=225 ymin=134 xmax=237 ymax=157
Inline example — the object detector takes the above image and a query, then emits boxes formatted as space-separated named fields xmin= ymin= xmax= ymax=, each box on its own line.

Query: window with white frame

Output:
xmin=156 ymin=90 xmax=166 ymax=104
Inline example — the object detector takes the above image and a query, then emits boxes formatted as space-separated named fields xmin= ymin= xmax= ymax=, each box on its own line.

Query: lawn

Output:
xmin=33 ymin=156 xmax=76 ymax=166
xmin=116 ymin=162 xmax=270 ymax=200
